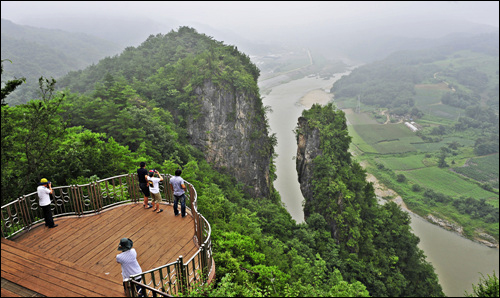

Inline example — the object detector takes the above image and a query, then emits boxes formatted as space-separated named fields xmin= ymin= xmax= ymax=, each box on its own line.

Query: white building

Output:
xmin=404 ymin=122 xmax=418 ymax=132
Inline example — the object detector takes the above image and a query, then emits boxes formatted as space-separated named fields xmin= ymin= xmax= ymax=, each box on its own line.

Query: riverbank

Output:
xmin=363 ymin=164 xmax=499 ymax=249
xmin=299 ymin=88 xmax=333 ymax=109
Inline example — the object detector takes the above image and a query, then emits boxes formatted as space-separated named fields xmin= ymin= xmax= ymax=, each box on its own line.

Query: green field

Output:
xmin=414 ymin=88 xmax=447 ymax=107
xmin=401 ymin=167 xmax=496 ymax=201
xmin=413 ymin=87 xmax=464 ymax=120
xmin=412 ymin=136 xmax=476 ymax=152
xmin=452 ymin=154 xmax=499 ymax=188
xmin=351 ymin=123 xmax=421 ymax=154
xmin=347 ymin=125 xmax=378 ymax=154
xmin=376 ymin=154 xmax=427 ymax=171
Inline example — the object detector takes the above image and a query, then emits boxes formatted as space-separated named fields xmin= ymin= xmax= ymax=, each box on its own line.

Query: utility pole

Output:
xmin=356 ymin=95 xmax=361 ymax=113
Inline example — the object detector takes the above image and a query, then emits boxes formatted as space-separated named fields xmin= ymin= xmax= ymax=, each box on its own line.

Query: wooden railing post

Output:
xmin=200 ymin=244 xmax=207 ymax=282
xmin=177 ymin=256 xmax=186 ymax=295
xmin=124 ymin=279 xmax=133 ymax=297
xmin=166 ymin=175 xmax=173 ymax=204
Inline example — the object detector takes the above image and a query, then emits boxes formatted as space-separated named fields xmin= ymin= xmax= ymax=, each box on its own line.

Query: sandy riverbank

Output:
xmin=299 ymin=89 xmax=333 ymax=109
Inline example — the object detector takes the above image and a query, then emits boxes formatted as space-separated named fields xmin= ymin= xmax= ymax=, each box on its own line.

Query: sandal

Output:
xmin=156 ymin=209 xmax=163 ymax=213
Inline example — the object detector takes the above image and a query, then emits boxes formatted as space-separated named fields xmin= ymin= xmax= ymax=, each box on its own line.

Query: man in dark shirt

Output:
xmin=137 ymin=162 xmax=152 ymax=208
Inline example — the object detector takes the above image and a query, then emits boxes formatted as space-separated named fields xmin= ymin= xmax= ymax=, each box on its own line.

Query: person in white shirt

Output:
xmin=147 ymin=170 xmax=164 ymax=213
xmin=37 ymin=178 xmax=58 ymax=228
xmin=116 ymin=238 xmax=144 ymax=296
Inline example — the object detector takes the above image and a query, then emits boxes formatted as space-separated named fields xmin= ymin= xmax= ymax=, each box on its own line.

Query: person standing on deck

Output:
xmin=137 ymin=162 xmax=152 ymax=209
xmin=148 ymin=169 xmax=164 ymax=213
xmin=169 ymin=169 xmax=187 ymax=218
xmin=116 ymin=238 xmax=144 ymax=297
xmin=37 ymin=178 xmax=58 ymax=228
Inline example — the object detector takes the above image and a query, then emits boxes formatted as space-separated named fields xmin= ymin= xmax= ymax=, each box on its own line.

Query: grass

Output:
xmin=452 ymin=154 xmax=499 ymax=188
xmin=351 ymin=124 xmax=420 ymax=154
xmin=376 ymin=154 xmax=427 ymax=171
xmin=347 ymin=125 xmax=378 ymax=154
xmin=412 ymin=136 xmax=476 ymax=152
xmin=401 ymin=167 xmax=496 ymax=201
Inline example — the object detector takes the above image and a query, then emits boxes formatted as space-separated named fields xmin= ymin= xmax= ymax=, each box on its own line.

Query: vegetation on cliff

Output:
xmin=296 ymin=103 xmax=444 ymax=296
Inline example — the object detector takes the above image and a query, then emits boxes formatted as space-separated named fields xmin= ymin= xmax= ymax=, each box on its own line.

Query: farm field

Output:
xmin=342 ymin=107 xmax=499 ymax=241
xmin=334 ymin=46 xmax=499 ymax=244
xmin=351 ymin=123 xmax=421 ymax=154
xmin=452 ymin=154 xmax=499 ymax=189
xmin=402 ymin=167 xmax=497 ymax=202
xmin=376 ymin=154 xmax=427 ymax=171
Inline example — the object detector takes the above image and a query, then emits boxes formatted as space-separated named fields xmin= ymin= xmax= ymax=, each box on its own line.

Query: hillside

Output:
xmin=331 ymin=32 xmax=499 ymax=244
xmin=1 ymin=18 xmax=123 ymax=105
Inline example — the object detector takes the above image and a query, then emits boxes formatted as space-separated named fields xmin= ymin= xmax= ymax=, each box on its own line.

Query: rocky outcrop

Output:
xmin=296 ymin=116 xmax=322 ymax=218
xmin=426 ymin=214 xmax=464 ymax=234
xmin=187 ymin=80 xmax=271 ymax=198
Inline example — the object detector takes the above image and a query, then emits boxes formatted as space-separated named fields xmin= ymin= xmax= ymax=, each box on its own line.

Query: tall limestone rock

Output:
xmin=295 ymin=104 xmax=357 ymax=243
xmin=187 ymin=80 xmax=271 ymax=198
xmin=296 ymin=116 xmax=322 ymax=215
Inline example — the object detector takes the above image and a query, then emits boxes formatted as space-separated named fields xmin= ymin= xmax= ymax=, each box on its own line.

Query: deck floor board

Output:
xmin=4 ymin=202 xmax=199 ymax=296
xmin=1 ymin=239 xmax=124 ymax=297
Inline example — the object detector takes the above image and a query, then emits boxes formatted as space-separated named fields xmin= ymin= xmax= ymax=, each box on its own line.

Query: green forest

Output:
xmin=0 ymin=18 xmax=123 ymax=106
xmin=6 ymin=26 xmax=491 ymax=297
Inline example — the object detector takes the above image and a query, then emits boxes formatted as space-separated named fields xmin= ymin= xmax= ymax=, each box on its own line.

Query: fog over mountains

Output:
xmin=2 ymin=1 xmax=498 ymax=62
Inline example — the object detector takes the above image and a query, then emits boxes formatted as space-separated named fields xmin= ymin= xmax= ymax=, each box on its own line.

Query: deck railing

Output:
xmin=1 ymin=173 xmax=214 ymax=297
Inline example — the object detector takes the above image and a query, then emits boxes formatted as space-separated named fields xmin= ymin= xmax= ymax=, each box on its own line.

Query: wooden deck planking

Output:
xmin=12 ymin=203 xmax=199 ymax=284
xmin=1 ymin=287 xmax=21 ymax=297
xmin=1 ymin=238 xmax=124 ymax=297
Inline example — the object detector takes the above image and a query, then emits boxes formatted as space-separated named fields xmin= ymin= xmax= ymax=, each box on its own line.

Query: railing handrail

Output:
xmin=1 ymin=172 xmax=214 ymax=297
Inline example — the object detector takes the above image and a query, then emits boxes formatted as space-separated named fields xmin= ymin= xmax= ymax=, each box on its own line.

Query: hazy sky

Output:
xmin=2 ymin=1 xmax=499 ymax=35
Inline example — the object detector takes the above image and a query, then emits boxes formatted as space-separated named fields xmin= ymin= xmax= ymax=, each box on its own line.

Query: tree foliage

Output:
xmin=465 ymin=272 xmax=499 ymax=297
xmin=297 ymin=103 xmax=444 ymax=297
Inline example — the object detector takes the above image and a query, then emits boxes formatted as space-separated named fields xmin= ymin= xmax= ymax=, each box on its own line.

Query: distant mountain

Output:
xmin=1 ymin=18 xmax=123 ymax=105
xmin=278 ymin=17 xmax=499 ymax=63
xmin=6 ymin=15 xmax=174 ymax=48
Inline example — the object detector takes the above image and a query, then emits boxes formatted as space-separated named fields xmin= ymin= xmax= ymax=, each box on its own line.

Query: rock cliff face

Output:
xmin=187 ymin=80 xmax=271 ymax=198
xmin=296 ymin=116 xmax=322 ymax=218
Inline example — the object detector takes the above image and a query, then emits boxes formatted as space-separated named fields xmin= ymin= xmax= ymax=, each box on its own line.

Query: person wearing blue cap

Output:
xmin=37 ymin=178 xmax=58 ymax=228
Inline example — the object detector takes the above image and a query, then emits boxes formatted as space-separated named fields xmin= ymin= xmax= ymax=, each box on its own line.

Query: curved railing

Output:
xmin=1 ymin=173 xmax=214 ymax=297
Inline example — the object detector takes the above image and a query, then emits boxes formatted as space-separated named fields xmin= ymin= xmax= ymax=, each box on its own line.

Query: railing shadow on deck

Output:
xmin=1 ymin=173 xmax=214 ymax=297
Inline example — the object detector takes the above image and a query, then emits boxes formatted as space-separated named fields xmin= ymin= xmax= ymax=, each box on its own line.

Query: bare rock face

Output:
xmin=187 ymin=80 xmax=271 ymax=198
xmin=296 ymin=116 xmax=322 ymax=218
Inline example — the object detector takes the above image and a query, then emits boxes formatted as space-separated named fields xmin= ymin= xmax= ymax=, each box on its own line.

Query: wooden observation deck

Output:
xmin=1 ymin=174 xmax=215 ymax=297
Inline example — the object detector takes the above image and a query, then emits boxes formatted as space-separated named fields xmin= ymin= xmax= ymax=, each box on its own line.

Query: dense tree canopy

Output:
xmin=297 ymin=103 xmax=444 ymax=297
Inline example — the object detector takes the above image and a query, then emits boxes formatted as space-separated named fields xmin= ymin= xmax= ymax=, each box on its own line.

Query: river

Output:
xmin=259 ymin=74 xmax=499 ymax=297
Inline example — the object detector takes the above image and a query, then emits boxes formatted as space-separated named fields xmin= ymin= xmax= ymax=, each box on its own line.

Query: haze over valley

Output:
xmin=1 ymin=2 xmax=499 ymax=297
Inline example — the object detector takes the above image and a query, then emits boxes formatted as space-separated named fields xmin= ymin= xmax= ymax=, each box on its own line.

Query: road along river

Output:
xmin=259 ymin=74 xmax=499 ymax=297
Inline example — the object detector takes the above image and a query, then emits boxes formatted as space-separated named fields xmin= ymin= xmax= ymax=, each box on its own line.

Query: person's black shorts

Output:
xmin=139 ymin=183 xmax=150 ymax=197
